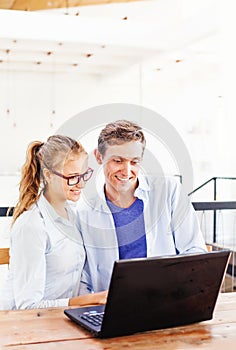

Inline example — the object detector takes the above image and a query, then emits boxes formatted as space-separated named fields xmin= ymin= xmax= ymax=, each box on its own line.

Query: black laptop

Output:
xmin=64 ymin=250 xmax=231 ymax=338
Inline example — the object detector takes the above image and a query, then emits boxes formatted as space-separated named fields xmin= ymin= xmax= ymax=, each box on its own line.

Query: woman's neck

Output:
xmin=43 ymin=190 xmax=68 ymax=220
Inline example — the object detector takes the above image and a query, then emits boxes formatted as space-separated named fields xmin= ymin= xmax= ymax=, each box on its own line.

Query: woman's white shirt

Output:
xmin=0 ymin=194 xmax=85 ymax=309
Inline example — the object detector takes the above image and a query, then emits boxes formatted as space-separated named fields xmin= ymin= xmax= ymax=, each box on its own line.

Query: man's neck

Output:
xmin=105 ymin=186 xmax=136 ymax=209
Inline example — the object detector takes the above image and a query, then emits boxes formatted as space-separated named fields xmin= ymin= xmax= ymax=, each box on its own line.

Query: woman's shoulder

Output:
xmin=12 ymin=203 xmax=44 ymax=232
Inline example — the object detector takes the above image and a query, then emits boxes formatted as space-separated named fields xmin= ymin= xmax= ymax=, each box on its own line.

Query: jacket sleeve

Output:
xmin=170 ymin=180 xmax=207 ymax=254
xmin=78 ymin=259 xmax=93 ymax=294
xmin=10 ymin=214 xmax=69 ymax=309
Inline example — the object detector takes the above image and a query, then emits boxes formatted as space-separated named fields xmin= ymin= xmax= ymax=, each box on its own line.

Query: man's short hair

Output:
xmin=97 ymin=120 xmax=146 ymax=156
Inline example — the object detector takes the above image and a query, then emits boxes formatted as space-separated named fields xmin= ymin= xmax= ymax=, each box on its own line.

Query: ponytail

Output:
xmin=12 ymin=141 xmax=43 ymax=224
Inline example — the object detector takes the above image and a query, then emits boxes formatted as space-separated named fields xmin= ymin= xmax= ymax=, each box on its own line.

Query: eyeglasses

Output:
xmin=51 ymin=167 xmax=93 ymax=186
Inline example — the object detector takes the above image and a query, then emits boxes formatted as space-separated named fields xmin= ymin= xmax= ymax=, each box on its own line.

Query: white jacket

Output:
xmin=77 ymin=175 xmax=207 ymax=292
xmin=0 ymin=195 xmax=85 ymax=309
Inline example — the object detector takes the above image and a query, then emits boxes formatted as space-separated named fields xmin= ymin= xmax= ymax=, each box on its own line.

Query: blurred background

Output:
xmin=0 ymin=0 xmax=235 ymax=289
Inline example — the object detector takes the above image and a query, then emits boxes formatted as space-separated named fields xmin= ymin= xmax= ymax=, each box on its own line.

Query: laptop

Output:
xmin=64 ymin=250 xmax=231 ymax=338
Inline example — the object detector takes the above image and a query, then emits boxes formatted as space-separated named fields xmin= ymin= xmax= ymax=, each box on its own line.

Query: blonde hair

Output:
xmin=12 ymin=135 xmax=86 ymax=224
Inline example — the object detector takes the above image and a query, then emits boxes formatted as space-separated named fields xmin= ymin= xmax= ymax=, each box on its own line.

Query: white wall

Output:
xmin=0 ymin=71 xmax=100 ymax=174
xmin=0 ymin=0 xmax=235 ymax=204
xmin=0 ymin=54 xmax=234 ymax=202
xmin=0 ymin=0 xmax=234 ymax=202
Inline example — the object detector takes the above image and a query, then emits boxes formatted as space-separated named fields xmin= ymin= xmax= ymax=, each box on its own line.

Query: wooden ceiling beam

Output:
xmin=0 ymin=0 xmax=141 ymax=11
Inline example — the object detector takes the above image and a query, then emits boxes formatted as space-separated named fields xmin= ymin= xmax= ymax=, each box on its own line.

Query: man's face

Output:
xmin=95 ymin=141 xmax=143 ymax=196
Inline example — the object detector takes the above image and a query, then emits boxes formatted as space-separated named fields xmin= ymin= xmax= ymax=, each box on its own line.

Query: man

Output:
xmin=77 ymin=120 xmax=207 ymax=292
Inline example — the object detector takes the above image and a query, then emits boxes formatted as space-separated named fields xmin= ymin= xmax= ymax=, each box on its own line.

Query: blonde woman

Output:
xmin=0 ymin=135 xmax=107 ymax=309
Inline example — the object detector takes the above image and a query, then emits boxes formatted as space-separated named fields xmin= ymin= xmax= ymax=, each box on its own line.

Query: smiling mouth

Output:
xmin=115 ymin=176 xmax=132 ymax=182
xmin=71 ymin=190 xmax=81 ymax=194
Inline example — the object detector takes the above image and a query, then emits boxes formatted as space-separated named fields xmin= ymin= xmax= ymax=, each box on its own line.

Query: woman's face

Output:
xmin=49 ymin=152 xmax=89 ymax=203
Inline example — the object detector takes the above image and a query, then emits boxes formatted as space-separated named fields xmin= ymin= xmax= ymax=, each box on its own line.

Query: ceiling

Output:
xmin=0 ymin=0 xmax=219 ymax=78
xmin=0 ymin=0 xmax=139 ymax=11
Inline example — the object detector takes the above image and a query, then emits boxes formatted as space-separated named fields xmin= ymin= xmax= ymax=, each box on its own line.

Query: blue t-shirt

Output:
xmin=106 ymin=197 xmax=147 ymax=259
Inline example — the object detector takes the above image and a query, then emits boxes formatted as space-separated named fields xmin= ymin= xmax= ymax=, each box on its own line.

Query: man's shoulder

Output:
xmin=141 ymin=174 xmax=180 ymax=191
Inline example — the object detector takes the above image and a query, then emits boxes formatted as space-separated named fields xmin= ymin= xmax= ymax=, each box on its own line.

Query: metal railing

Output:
xmin=189 ymin=177 xmax=236 ymax=242
xmin=0 ymin=207 xmax=13 ymax=217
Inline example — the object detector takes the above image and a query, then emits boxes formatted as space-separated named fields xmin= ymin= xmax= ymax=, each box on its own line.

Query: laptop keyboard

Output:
xmin=81 ymin=311 xmax=104 ymax=327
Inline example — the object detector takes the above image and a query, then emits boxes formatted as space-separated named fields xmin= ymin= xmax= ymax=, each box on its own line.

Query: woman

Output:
xmin=0 ymin=135 xmax=107 ymax=309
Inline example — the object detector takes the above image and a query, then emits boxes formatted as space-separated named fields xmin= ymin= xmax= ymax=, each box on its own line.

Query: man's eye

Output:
xmin=113 ymin=159 xmax=121 ymax=163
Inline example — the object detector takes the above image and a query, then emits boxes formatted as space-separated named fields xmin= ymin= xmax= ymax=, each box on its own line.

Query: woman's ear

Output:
xmin=94 ymin=149 xmax=103 ymax=165
xmin=43 ymin=168 xmax=51 ymax=185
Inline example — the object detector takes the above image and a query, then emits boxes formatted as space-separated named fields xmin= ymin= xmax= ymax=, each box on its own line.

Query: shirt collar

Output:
xmin=134 ymin=174 xmax=150 ymax=202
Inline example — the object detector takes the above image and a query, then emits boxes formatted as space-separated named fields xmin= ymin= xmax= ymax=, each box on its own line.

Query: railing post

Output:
xmin=213 ymin=178 xmax=217 ymax=243
xmin=190 ymin=176 xmax=236 ymax=245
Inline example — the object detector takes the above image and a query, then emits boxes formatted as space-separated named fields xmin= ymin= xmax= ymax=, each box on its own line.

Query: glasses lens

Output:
xmin=68 ymin=176 xmax=79 ymax=186
xmin=67 ymin=169 xmax=93 ymax=186
xmin=83 ymin=169 xmax=93 ymax=181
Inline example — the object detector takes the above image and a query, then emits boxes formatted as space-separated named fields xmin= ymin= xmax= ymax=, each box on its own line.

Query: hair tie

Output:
xmin=35 ymin=142 xmax=44 ymax=156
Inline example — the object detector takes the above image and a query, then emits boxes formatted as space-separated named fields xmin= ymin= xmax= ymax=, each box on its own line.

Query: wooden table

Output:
xmin=1 ymin=292 xmax=236 ymax=349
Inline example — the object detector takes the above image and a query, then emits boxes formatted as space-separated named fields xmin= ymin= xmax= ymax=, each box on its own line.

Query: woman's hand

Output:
xmin=69 ymin=290 xmax=108 ymax=307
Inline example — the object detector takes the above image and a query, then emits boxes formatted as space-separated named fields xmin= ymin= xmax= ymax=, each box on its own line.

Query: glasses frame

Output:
xmin=51 ymin=167 xmax=94 ymax=186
